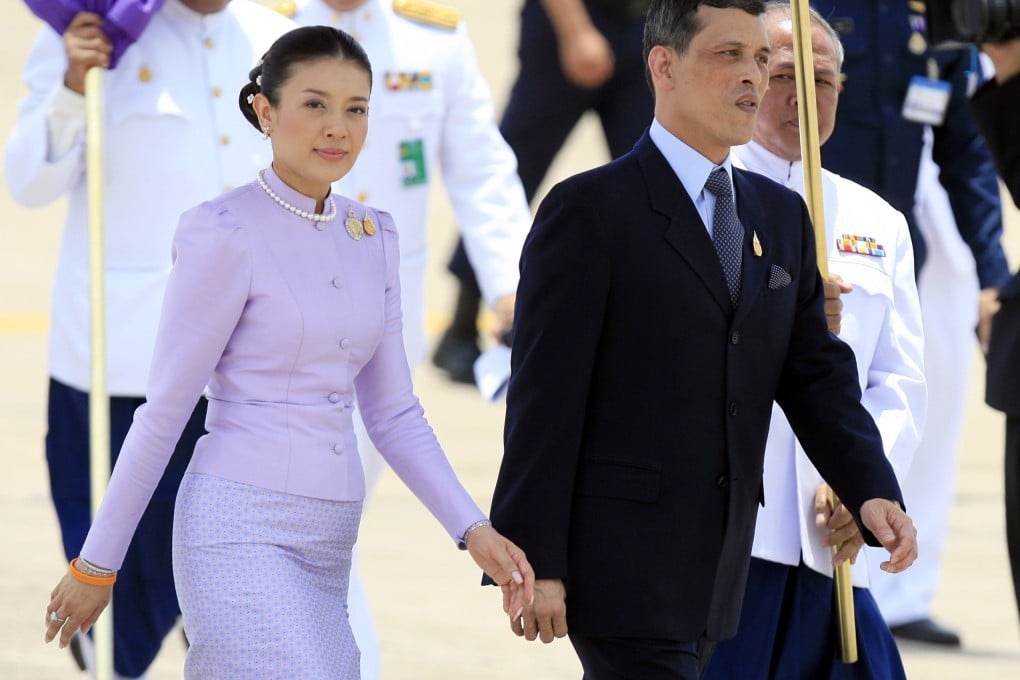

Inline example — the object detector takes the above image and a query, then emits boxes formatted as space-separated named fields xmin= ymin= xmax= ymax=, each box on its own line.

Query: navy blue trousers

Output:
xmin=447 ymin=0 xmax=653 ymax=283
xmin=45 ymin=378 xmax=206 ymax=678
xmin=703 ymin=559 xmax=906 ymax=680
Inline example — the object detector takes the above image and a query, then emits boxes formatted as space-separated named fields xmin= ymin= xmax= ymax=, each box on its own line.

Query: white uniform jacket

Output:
xmin=294 ymin=0 xmax=531 ymax=364
xmin=5 ymin=0 xmax=293 ymax=395
xmin=734 ymin=141 xmax=927 ymax=587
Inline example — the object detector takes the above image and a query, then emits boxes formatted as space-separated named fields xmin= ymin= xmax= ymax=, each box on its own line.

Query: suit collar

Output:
xmin=634 ymin=134 xmax=771 ymax=319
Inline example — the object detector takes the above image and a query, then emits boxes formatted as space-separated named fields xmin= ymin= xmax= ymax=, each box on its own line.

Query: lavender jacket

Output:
xmin=80 ymin=167 xmax=484 ymax=570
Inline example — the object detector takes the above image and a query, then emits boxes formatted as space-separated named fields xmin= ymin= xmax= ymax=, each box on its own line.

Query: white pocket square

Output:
xmin=768 ymin=264 xmax=792 ymax=290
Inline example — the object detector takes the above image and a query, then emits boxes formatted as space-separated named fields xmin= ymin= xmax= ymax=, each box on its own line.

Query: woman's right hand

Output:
xmin=45 ymin=571 xmax=112 ymax=648
xmin=63 ymin=12 xmax=112 ymax=95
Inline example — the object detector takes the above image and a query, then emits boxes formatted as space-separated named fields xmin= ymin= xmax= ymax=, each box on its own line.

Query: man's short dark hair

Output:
xmin=643 ymin=0 xmax=767 ymax=92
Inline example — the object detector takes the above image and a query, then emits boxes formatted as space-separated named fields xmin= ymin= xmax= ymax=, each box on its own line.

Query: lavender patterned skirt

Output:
xmin=173 ymin=473 xmax=363 ymax=679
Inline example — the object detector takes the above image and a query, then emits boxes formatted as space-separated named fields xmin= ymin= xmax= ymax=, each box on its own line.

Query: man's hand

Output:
xmin=982 ymin=38 xmax=1020 ymax=85
xmin=859 ymin=498 xmax=918 ymax=573
xmin=63 ymin=12 xmax=112 ymax=95
xmin=814 ymin=484 xmax=864 ymax=566
xmin=558 ymin=25 xmax=615 ymax=89
xmin=978 ymin=287 xmax=1001 ymax=355
xmin=510 ymin=578 xmax=568 ymax=643
xmin=492 ymin=293 xmax=515 ymax=342
xmin=823 ymin=273 xmax=853 ymax=334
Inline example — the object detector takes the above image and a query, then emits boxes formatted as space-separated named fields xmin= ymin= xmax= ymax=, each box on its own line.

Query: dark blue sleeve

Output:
xmin=931 ymin=49 xmax=1011 ymax=289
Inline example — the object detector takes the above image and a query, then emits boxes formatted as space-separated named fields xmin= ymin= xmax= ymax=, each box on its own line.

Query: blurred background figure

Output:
xmin=291 ymin=1 xmax=531 ymax=678
xmin=432 ymin=0 xmax=653 ymax=383
xmin=4 ymin=1 xmax=294 ymax=676
xmin=812 ymin=0 xmax=1011 ymax=647
xmin=971 ymin=36 xmax=1020 ymax=630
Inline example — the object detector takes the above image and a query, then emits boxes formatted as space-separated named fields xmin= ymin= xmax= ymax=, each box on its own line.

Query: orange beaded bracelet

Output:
xmin=69 ymin=558 xmax=117 ymax=587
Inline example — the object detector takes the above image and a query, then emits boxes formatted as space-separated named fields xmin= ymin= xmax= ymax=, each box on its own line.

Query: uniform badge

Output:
xmin=384 ymin=70 xmax=434 ymax=92
xmin=363 ymin=211 xmax=377 ymax=236
xmin=400 ymin=139 xmax=427 ymax=186
xmin=345 ymin=206 xmax=364 ymax=241
xmin=836 ymin=234 xmax=886 ymax=257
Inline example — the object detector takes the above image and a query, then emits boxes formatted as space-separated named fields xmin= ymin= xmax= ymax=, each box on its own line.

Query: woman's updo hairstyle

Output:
xmin=238 ymin=26 xmax=373 ymax=132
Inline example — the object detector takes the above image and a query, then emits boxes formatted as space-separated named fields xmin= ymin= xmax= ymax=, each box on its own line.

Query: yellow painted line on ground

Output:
xmin=0 ymin=313 xmax=48 ymax=335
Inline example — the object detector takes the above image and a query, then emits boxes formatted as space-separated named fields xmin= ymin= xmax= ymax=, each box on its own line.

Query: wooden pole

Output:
xmin=789 ymin=0 xmax=857 ymax=663
xmin=85 ymin=64 xmax=114 ymax=680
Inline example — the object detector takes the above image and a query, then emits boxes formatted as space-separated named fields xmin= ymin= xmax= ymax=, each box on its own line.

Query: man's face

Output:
xmin=323 ymin=0 xmax=369 ymax=11
xmin=180 ymin=0 xmax=230 ymax=14
xmin=652 ymin=6 xmax=771 ymax=163
xmin=753 ymin=16 xmax=842 ymax=161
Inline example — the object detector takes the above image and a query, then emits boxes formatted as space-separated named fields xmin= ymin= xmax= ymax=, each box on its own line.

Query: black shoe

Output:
xmin=432 ymin=329 xmax=480 ymax=384
xmin=890 ymin=617 xmax=962 ymax=647
xmin=69 ymin=633 xmax=86 ymax=671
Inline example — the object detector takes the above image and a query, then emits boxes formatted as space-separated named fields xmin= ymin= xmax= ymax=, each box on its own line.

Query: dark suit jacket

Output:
xmin=489 ymin=133 xmax=903 ymax=642
xmin=973 ymin=73 xmax=1020 ymax=416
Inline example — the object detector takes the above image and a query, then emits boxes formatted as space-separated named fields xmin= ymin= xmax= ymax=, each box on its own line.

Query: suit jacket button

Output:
xmin=340 ymin=338 xmax=352 ymax=350
xmin=730 ymin=331 xmax=740 ymax=345
xmin=328 ymin=392 xmax=341 ymax=403
xmin=716 ymin=475 xmax=729 ymax=488
xmin=728 ymin=402 xmax=738 ymax=415
xmin=332 ymin=444 xmax=343 ymax=455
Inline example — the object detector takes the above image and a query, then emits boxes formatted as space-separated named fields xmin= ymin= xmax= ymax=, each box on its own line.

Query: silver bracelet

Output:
xmin=459 ymin=518 xmax=493 ymax=550
xmin=76 ymin=556 xmax=116 ymax=577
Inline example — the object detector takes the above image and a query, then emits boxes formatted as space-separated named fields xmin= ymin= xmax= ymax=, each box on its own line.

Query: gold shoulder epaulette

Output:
xmin=270 ymin=0 xmax=297 ymax=17
xmin=393 ymin=0 xmax=460 ymax=30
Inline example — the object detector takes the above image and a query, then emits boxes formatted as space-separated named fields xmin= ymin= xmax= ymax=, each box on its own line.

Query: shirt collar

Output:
xmin=263 ymin=165 xmax=330 ymax=215
xmin=162 ymin=0 xmax=232 ymax=33
xmin=649 ymin=118 xmax=735 ymax=205
xmin=732 ymin=140 xmax=800 ymax=189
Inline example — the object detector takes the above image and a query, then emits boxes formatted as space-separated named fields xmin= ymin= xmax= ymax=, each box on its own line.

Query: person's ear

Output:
xmin=648 ymin=45 xmax=677 ymax=92
xmin=253 ymin=93 xmax=274 ymax=131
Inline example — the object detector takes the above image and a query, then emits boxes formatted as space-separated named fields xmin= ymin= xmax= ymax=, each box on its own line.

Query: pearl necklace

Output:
xmin=256 ymin=171 xmax=337 ymax=223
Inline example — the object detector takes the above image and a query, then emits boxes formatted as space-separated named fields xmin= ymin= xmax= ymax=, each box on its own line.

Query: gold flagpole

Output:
xmin=85 ymin=64 xmax=114 ymax=680
xmin=789 ymin=0 xmax=857 ymax=663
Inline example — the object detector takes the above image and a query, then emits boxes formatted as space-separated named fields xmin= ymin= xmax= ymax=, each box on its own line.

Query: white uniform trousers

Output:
xmin=867 ymin=137 xmax=979 ymax=624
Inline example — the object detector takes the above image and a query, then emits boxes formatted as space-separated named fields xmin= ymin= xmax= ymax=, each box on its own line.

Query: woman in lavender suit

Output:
xmin=42 ymin=26 xmax=533 ymax=678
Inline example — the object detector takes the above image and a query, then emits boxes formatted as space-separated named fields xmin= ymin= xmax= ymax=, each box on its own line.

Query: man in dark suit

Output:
xmin=973 ymin=37 xmax=1020 ymax=629
xmin=488 ymin=1 xmax=918 ymax=677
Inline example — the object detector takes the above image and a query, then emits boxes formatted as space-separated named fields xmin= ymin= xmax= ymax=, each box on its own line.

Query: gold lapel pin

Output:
xmin=345 ymin=206 xmax=364 ymax=241
xmin=752 ymin=230 xmax=763 ymax=257
xmin=363 ymin=211 xmax=377 ymax=236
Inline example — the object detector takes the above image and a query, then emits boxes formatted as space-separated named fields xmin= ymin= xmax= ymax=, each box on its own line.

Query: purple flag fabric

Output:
xmin=23 ymin=0 xmax=165 ymax=67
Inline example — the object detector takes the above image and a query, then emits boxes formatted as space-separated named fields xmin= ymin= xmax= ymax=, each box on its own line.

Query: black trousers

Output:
xmin=447 ymin=0 xmax=652 ymax=284
xmin=569 ymin=633 xmax=716 ymax=680
xmin=1006 ymin=416 xmax=1020 ymax=623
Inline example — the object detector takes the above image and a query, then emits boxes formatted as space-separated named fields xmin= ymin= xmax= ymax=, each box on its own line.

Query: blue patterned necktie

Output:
xmin=704 ymin=167 xmax=744 ymax=307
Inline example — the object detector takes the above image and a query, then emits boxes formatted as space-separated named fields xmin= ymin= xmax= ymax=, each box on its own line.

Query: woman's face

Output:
xmin=255 ymin=57 xmax=371 ymax=200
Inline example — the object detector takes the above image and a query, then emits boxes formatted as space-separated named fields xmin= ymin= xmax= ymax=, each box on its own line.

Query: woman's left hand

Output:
xmin=465 ymin=526 xmax=535 ymax=620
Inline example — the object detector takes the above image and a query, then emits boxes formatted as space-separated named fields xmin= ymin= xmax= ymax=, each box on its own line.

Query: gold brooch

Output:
xmin=345 ymin=207 xmax=364 ymax=241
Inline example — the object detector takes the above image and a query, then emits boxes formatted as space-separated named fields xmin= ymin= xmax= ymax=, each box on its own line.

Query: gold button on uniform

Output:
xmin=211 ymin=86 xmax=222 ymax=98
xmin=203 ymin=37 xmax=215 ymax=49
xmin=138 ymin=66 xmax=152 ymax=82
xmin=220 ymin=135 xmax=230 ymax=146
xmin=356 ymin=191 xmax=368 ymax=203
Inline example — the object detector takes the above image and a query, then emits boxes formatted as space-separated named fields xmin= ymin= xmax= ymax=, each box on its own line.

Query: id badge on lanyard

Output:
xmin=901 ymin=58 xmax=951 ymax=126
